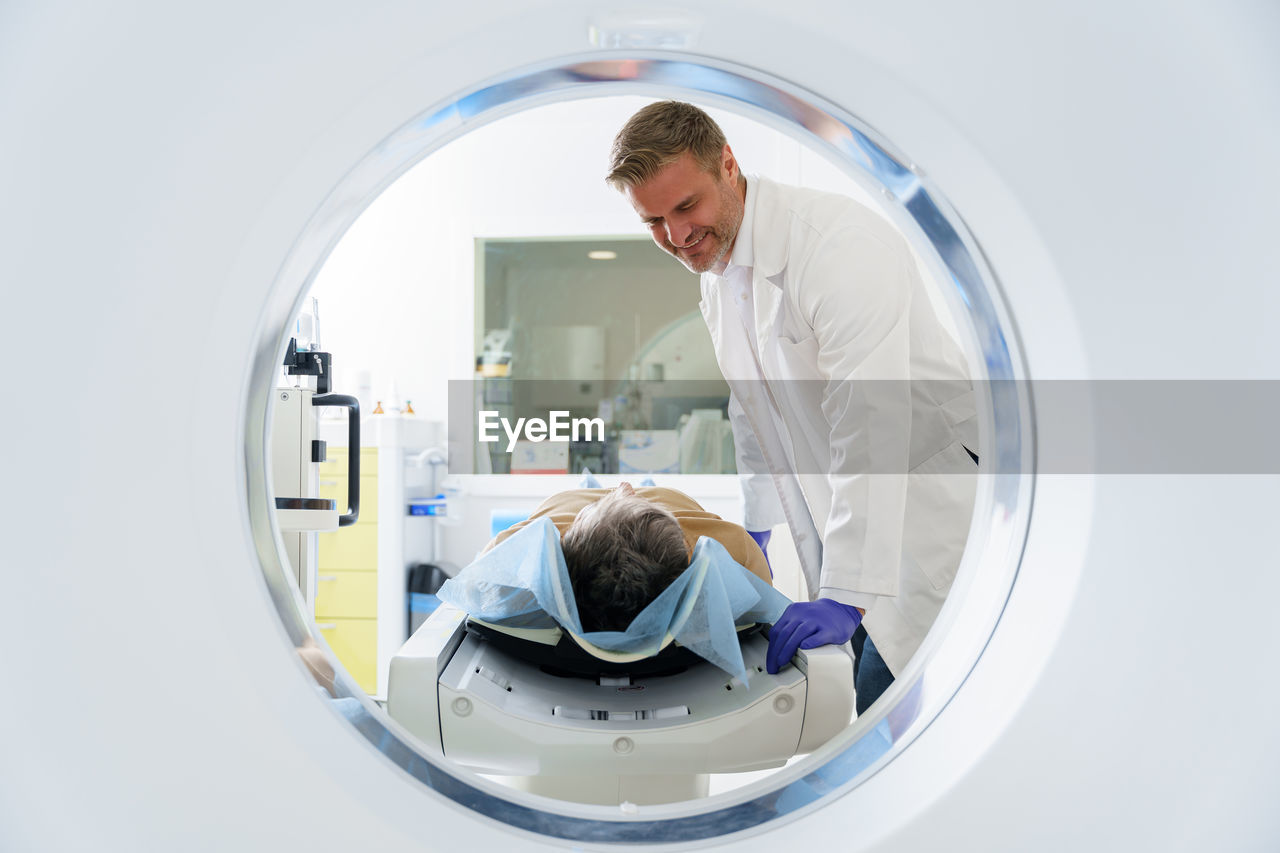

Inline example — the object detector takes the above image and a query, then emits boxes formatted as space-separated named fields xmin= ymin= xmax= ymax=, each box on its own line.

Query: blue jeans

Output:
xmin=851 ymin=625 xmax=894 ymax=715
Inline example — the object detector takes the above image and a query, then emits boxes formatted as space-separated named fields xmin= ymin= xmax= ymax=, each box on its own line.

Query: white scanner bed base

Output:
xmin=387 ymin=604 xmax=855 ymax=805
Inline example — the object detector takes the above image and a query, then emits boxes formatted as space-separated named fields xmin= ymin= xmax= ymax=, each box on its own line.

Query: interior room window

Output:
xmin=472 ymin=236 xmax=735 ymax=475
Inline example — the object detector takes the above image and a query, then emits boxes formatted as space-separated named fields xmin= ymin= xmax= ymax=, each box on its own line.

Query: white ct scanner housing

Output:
xmin=387 ymin=605 xmax=855 ymax=806
xmin=3 ymin=3 xmax=1279 ymax=851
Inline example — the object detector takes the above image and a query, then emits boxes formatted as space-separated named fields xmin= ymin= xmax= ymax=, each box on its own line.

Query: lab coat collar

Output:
xmin=745 ymin=175 xmax=790 ymax=282
xmin=724 ymin=175 xmax=757 ymax=275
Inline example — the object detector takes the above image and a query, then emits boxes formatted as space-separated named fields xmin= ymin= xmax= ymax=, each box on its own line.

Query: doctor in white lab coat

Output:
xmin=609 ymin=101 xmax=978 ymax=713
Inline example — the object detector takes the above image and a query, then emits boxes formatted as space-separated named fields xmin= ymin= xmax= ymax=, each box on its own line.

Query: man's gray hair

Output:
xmin=561 ymin=496 xmax=689 ymax=632
xmin=606 ymin=100 xmax=728 ymax=190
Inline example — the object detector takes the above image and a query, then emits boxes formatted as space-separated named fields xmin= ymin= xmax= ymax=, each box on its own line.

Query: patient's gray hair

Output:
xmin=561 ymin=495 xmax=689 ymax=632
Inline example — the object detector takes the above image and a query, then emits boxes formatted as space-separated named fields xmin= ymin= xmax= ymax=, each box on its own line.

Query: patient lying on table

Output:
xmin=487 ymin=483 xmax=772 ymax=632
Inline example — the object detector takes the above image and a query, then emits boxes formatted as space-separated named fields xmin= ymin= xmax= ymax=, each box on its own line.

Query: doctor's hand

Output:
xmin=765 ymin=599 xmax=863 ymax=674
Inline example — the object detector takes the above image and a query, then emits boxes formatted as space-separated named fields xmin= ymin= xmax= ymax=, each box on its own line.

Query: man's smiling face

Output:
xmin=624 ymin=147 xmax=745 ymax=275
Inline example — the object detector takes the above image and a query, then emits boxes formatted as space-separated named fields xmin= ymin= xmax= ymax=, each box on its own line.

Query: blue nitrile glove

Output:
xmin=765 ymin=599 xmax=863 ymax=674
xmin=747 ymin=529 xmax=772 ymax=575
xmin=747 ymin=529 xmax=771 ymax=557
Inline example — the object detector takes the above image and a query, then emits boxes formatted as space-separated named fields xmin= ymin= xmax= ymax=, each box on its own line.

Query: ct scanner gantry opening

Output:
xmin=248 ymin=54 xmax=1033 ymax=846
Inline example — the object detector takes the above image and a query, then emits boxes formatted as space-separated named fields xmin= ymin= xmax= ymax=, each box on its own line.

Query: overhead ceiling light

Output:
xmin=587 ymin=250 xmax=617 ymax=260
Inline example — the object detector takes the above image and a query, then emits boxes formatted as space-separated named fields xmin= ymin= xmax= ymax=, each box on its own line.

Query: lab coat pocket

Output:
xmin=773 ymin=333 xmax=821 ymax=381
xmin=903 ymin=440 xmax=978 ymax=591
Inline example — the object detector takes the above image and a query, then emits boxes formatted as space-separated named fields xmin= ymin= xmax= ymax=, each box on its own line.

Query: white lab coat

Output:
xmin=699 ymin=175 xmax=978 ymax=676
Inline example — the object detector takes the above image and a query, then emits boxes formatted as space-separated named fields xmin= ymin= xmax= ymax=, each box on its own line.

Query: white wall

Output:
xmin=307 ymin=137 xmax=475 ymax=420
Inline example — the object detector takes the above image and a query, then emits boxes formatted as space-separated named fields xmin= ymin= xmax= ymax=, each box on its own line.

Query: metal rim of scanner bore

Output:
xmin=244 ymin=54 xmax=1033 ymax=845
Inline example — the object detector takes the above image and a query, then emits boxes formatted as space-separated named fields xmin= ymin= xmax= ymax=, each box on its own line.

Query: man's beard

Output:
xmin=664 ymin=181 xmax=743 ymax=274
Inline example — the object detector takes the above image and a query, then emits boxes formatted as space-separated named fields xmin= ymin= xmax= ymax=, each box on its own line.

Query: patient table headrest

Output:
xmin=464 ymin=619 xmax=768 ymax=679
xmin=436 ymin=517 xmax=790 ymax=682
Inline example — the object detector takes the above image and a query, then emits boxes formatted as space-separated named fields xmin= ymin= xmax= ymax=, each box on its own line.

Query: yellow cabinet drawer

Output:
xmin=317 ymin=618 xmax=377 ymax=694
xmin=319 ymin=447 xmax=378 ymax=477
xmin=317 ymin=522 xmax=377 ymax=570
xmin=315 ymin=570 xmax=378 ymax=618
xmin=318 ymin=474 xmax=378 ymax=522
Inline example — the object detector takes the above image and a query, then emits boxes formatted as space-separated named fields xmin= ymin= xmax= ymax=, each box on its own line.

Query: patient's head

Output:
xmin=561 ymin=483 xmax=689 ymax=632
